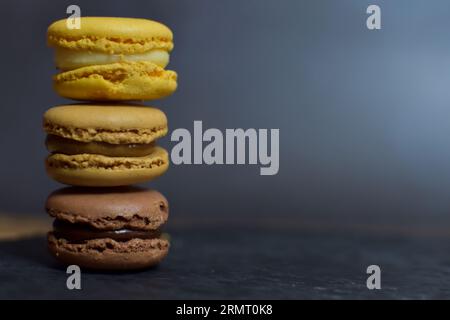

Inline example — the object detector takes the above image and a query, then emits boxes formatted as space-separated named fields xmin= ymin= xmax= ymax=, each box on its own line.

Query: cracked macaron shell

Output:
xmin=43 ymin=104 xmax=168 ymax=144
xmin=46 ymin=146 xmax=169 ymax=187
xmin=47 ymin=17 xmax=174 ymax=54
xmin=46 ymin=186 xmax=169 ymax=231
xmin=53 ymin=61 xmax=177 ymax=101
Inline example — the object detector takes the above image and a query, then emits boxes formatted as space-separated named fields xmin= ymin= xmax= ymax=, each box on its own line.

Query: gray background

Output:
xmin=1 ymin=0 xmax=450 ymax=228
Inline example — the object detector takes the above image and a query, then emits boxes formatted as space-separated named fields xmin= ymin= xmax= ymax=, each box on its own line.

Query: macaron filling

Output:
xmin=52 ymin=220 xmax=162 ymax=243
xmin=55 ymin=48 xmax=170 ymax=71
xmin=46 ymin=134 xmax=156 ymax=157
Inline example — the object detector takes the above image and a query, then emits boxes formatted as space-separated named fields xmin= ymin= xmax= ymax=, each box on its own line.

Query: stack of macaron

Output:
xmin=43 ymin=17 xmax=176 ymax=270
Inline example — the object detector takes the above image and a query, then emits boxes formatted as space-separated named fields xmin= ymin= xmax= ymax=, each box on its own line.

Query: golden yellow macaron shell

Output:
xmin=47 ymin=17 xmax=174 ymax=54
xmin=46 ymin=146 xmax=169 ymax=187
xmin=53 ymin=61 xmax=177 ymax=101
xmin=44 ymin=104 xmax=168 ymax=144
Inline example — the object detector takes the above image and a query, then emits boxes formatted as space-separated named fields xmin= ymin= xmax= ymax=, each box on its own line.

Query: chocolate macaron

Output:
xmin=44 ymin=104 xmax=169 ymax=186
xmin=46 ymin=186 xmax=170 ymax=270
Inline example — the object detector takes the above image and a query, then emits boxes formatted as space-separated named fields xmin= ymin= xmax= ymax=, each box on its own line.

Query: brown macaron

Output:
xmin=46 ymin=186 xmax=169 ymax=270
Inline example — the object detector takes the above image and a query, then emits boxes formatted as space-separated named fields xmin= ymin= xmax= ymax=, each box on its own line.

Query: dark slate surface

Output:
xmin=1 ymin=226 xmax=450 ymax=299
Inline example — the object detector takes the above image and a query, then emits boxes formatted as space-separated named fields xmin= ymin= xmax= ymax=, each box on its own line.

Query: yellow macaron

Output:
xmin=43 ymin=104 xmax=169 ymax=187
xmin=47 ymin=17 xmax=177 ymax=101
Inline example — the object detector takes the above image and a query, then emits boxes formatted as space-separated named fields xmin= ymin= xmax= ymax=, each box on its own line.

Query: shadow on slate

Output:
xmin=0 ymin=236 xmax=58 ymax=269
xmin=1 ymin=228 xmax=450 ymax=299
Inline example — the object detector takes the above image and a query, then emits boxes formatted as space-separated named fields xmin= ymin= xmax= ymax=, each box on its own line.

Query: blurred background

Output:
xmin=1 ymin=0 xmax=450 ymax=230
